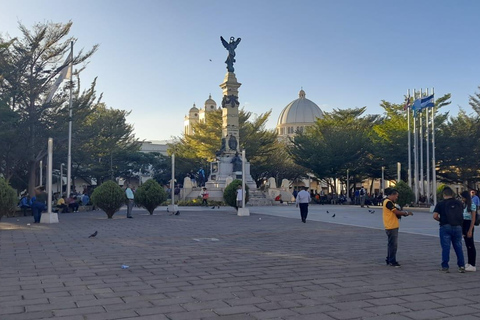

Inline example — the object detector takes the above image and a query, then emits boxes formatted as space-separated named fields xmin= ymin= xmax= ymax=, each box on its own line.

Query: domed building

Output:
xmin=184 ymin=95 xmax=218 ymax=136
xmin=276 ymin=89 xmax=324 ymax=138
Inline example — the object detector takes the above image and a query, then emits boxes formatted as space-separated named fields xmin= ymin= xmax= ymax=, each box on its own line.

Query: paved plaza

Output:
xmin=1 ymin=204 xmax=480 ymax=320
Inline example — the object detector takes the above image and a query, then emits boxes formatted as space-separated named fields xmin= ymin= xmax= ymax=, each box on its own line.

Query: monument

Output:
xmin=205 ymin=36 xmax=256 ymax=190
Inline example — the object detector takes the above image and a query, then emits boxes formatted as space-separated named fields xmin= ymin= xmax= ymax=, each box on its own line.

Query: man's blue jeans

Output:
xmin=440 ymin=224 xmax=465 ymax=269
xmin=385 ymin=228 xmax=399 ymax=264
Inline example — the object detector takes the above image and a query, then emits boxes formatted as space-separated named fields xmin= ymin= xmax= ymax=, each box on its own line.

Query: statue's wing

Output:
xmin=233 ymin=38 xmax=241 ymax=48
xmin=220 ymin=36 xmax=228 ymax=49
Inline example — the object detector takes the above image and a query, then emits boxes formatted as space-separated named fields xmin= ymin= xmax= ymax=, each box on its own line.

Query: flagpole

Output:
xmin=419 ymin=89 xmax=424 ymax=200
xmin=432 ymin=87 xmax=437 ymax=205
xmin=426 ymin=88 xmax=431 ymax=205
xmin=407 ymin=89 xmax=412 ymax=189
xmin=413 ymin=89 xmax=419 ymax=204
xmin=67 ymin=41 xmax=73 ymax=197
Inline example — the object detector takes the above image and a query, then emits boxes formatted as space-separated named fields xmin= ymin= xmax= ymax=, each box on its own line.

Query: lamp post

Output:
xmin=60 ymin=163 xmax=64 ymax=193
xmin=381 ymin=166 xmax=385 ymax=196
xmin=346 ymin=169 xmax=350 ymax=202
xmin=39 ymin=160 xmax=43 ymax=186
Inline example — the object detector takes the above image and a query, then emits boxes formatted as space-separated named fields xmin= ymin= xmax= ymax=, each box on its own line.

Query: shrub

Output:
xmin=0 ymin=178 xmax=17 ymax=220
xmin=135 ymin=179 xmax=167 ymax=214
xmin=91 ymin=181 xmax=125 ymax=219
xmin=223 ymin=179 xmax=249 ymax=208
xmin=394 ymin=180 xmax=415 ymax=209
xmin=437 ymin=184 xmax=446 ymax=201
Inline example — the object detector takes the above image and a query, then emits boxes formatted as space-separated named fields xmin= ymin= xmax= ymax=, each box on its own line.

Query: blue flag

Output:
xmin=420 ymin=94 xmax=434 ymax=108
xmin=412 ymin=94 xmax=434 ymax=117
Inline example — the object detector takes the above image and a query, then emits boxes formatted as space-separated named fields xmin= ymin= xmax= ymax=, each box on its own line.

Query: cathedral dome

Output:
xmin=204 ymin=94 xmax=217 ymax=110
xmin=189 ymin=103 xmax=199 ymax=113
xmin=277 ymin=90 xmax=323 ymax=126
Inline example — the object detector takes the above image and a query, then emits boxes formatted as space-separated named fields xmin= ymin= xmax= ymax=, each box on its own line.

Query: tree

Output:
xmin=0 ymin=21 xmax=98 ymax=195
xmin=135 ymin=179 xmax=167 ymax=214
xmin=67 ymin=103 xmax=140 ymax=185
xmin=223 ymin=179 xmax=249 ymax=208
xmin=168 ymin=108 xmax=279 ymax=185
xmin=289 ymin=107 xmax=379 ymax=191
xmin=0 ymin=177 xmax=17 ymax=219
xmin=394 ymin=180 xmax=414 ymax=209
xmin=91 ymin=180 xmax=124 ymax=219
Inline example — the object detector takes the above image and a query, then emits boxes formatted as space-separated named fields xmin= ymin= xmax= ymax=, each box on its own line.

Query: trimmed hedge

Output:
xmin=135 ymin=179 xmax=167 ymax=214
xmin=0 ymin=178 xmax=17 ymax=220
xmin=91 ymin=181 xmax=125 ymax=219
xmin=223 ymin=179 xmax=249 ymax=208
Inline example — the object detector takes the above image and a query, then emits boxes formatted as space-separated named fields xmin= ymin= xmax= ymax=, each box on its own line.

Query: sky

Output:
xmin=1 ymin=0 xmax=479 ymax=142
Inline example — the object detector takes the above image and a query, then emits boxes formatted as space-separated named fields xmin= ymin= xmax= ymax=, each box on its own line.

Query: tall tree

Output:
xmin=289 ymin=107 xmax=379 ymax=191
xmin=0 ymin=21 xmax=98 ymax=194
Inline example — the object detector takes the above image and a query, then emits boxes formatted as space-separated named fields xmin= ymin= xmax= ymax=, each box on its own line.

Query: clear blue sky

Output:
xmin=1 ymin=0 xmax=479 ymax=141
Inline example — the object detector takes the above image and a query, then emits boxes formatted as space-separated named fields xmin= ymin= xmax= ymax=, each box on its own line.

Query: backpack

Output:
xmin=445 ymin=199 xmax=464 ymax=226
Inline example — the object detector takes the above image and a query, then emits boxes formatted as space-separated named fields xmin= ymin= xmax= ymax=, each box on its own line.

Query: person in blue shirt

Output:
xmin=19 ymin=193 xmax=31 ymax=216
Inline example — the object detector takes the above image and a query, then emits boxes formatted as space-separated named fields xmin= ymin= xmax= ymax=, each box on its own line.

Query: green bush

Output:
xmin=394 ymin=180 xmax=415 ymax=209
xmin=0 ymin=178 xmax=17 ymax=219
xmin=223 ymin=179 xmax=249 ymax=208
xmin=437 ymin=184 xmax=446 ymax=201
xmin=135 ymin=179 xmax=167 ymax=214
xmin=91 ymin=181 xmax=125 ymax=219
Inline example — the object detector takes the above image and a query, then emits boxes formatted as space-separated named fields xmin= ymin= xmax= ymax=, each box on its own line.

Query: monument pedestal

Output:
xmin=206 ymin=155 xmax=256 ymax=190
xmin=40 ymin=212 xmax=59 ymax=224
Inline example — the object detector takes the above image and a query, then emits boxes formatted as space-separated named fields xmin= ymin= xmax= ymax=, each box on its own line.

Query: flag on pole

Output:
xmin=403 ymin=96 xmax=411 ymax=110
xmin=45 ymin=51 xmax=73 ymax=103
xmin=412 ymin=94 xmax=434 ymax=117
xmin=420 ymin=94 xmax=434 ymax=108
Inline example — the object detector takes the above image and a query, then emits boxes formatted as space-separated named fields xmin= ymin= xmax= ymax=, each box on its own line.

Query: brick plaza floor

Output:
xmin=1 ymin=206 xmax=480 ymax=320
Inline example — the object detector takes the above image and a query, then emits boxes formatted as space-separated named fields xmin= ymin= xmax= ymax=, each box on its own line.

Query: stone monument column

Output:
xmin=219 ymin=72 xmax=241 ymax=155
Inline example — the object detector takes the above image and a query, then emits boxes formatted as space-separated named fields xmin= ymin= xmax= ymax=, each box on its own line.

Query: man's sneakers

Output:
xmin=458 ymin=266 xmax=466 ymax=273
xmin=465 ymin=264 xmax=476 ymax=272
xmin=440 ymin=268 xmax=449 ymax=273
xmin=389 ymin=262 xmax=401 ymax=268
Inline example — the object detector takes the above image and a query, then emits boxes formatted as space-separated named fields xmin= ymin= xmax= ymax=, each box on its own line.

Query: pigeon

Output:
xmin=332 ymin=214 xmax=336 ymax=218
xmin=211 ymin=206 xmax=215 ymax=209
xmin=326 ymin=211 xmax=329 ymax=213
xmin=209 ymin=59 xmax=212 ymax=62
xmin=370 ymin=210 xmax=375 ymax=214
xmin=88 ymin=231 xmax=98 ymax=238
xmin=174 ymin=211 xmax=180 ymax=216
xmin=167 ymin=207 xmax=169 ymax=212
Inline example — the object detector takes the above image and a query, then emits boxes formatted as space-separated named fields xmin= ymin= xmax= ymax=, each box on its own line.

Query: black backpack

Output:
xmin=445 ymin=199 xmax=464 ymax=226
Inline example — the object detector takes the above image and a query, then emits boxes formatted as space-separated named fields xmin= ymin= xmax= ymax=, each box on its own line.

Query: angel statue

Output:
xmin=220 ymin=36 xmax=241 ymax=72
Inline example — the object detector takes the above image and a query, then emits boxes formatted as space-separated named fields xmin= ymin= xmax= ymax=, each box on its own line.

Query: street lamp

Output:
xmin=381 ymin=166 xmax=385 ymax=196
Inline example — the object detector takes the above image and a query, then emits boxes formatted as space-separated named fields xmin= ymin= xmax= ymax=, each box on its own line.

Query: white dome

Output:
xmin=204 ymin=94 xmax=217 ymax=110
xmin=277 ymin=90 xmax=323 ymax=126
xmin=189 ymin=103 xmax=199 ymax=113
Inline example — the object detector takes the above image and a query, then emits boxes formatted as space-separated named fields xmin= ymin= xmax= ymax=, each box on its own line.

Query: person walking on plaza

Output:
xmin=125 ymin=184 xmax=134 ymax=218
xmin=433 ymin=187 xmax=465 ymax=273
xmin=461 ymin=191 xmax=476 ymax=272
xmin=359 ymin=186 xmax=366 ymax=207
xmin=200 ymin=187 xmax=209 ymax=207
xmin=382 ymin=188 xmax=413 ymax=267
xmin=236 ymin=185 xmax=243 ymax=210
xmin=296 ymin=186 xmax=311 ymax=223
xmin=31 ymin=186 xmax=47 ymax=223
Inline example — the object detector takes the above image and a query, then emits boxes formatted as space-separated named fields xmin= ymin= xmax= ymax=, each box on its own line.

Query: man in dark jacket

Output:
xmin=433 ymin=187 xmax=465 ymax=273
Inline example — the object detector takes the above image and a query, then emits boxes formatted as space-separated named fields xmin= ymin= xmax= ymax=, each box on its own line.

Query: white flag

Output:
xmin=45 ymin=51 xmax=73 ymax=103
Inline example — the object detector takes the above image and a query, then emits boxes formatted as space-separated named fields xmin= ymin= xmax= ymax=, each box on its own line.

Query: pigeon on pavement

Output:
xmin=88 ymin=231 xmax=98 ymax=238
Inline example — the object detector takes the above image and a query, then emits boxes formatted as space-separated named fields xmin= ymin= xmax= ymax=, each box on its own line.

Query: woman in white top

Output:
xmin=461 ymin=190 xmax=476 ymax=271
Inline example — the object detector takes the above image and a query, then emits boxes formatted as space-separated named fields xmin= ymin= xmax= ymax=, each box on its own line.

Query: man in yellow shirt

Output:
xmin=383 ymin=188 xmax=413 ymax=267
